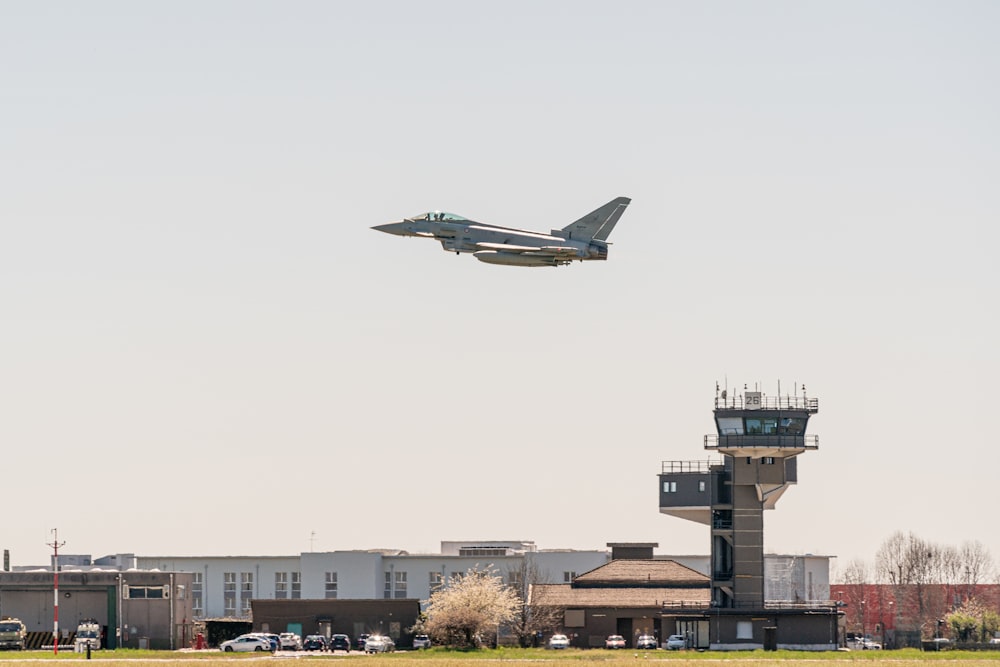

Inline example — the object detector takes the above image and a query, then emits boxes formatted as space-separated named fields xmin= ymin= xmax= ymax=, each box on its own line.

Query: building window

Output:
xmin=762 ymin=457 xmax=775 ymax=465
xmin=394 ymin=571 xmax=407 ymax=599
xmin=507 ymin=571 xmax=522 ymax=588
xmin=240 ymin=572 xmax=253 ymax=616
xmin=224 ymin=572 xmax=236 ymax=615
xmin=563 ymin=571 xmax=576 ymax=583
xmin=663 ymin=481 xmax=677 ymax=493
xmin=458 ymin=547 xmax=509 ymax=557
xmin=275 ymin=572 xmax=288 ymax=599
xmin=291 ymin=572 xmax=301 ymax=599
xmin=126 ymin=586 xmax=165 ymax=598
xmin=736 ymin=621 xmax=753 ymax=639
xmin=192 ymin=573 xmax=203 ymax=616
xmin=698 ymin=480 xmax=706 ymax=492
xmin=429 ymin=572 xmax=444 ymax=592
xmin=325 ymin=572 xmax=337 ymax=599
xmin=779 ymin=417 xmax=805 ymax=435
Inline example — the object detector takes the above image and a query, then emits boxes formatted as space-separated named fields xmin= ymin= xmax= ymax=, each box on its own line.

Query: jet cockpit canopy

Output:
xmin=409 ymin=211 xmax=468 ymax=222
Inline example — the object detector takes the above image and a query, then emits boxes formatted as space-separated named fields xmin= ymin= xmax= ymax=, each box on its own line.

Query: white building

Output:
xmin=138 ymin=540 xmax=611 ymax=619
xmin=16 ymin=542 xmax=830 ymax=621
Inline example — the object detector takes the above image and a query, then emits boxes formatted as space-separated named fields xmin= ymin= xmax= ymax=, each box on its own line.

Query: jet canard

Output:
xmin=372 ymin=196 xmax=631 ymax=266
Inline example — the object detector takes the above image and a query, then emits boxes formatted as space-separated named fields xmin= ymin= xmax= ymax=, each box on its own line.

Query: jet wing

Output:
xmin=475 ymin=242 xmax=579 ymax=256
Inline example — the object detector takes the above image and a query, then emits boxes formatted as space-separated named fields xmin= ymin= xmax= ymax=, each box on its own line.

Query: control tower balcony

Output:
xmin=659 ymin=459 xmax=726 ymax=526
xmin=704 ymin=433 xmax=819 ymax=458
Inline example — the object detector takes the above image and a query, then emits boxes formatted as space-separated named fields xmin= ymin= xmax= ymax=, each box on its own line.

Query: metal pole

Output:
xmin=47 ymin=529 xmax=66 ymax=655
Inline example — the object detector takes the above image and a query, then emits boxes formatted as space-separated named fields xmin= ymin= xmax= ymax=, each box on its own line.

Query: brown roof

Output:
xmin=572 ymin=559 xmax=709 ymax=588
xmin=530 ymin=583 xmax=710 ymax=608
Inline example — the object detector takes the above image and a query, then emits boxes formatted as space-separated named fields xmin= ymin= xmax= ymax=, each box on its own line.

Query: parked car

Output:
xmin=666 ymin=634 xmax=686 ymax=650
xmin=302 ymin=635 xmax=327 ymax=651
xmin=328 ymin=634 xmax=351 ymax=652
xmin=605 ymin=635 xmax=626 ymax=649
xmin=256 ymin=633 xmax=280 ymax=652
xmin=220 ymin=635 xmax=270 ymax=652
xmin=355 ymin=633 xmax=370 ymax=650
xmin=636 ymin=634 xmax=658 ymax=650
xmin=547 ymin=634 xmax=570 ymax=649
xmin=412 ymin=634 xmax=432 ymax=649
xmin=364 ymin=635 xmax=395 ymax=653
xmin=279 ymin=633 xmax=301 ymax=650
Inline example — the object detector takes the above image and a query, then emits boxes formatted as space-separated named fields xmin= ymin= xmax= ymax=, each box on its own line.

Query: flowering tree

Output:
xmin=422 ymin=567 xmax=520 ymax=648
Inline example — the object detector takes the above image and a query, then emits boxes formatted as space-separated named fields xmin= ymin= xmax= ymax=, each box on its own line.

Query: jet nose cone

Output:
xmin=372 ymin=221 xmax=409 ymax=236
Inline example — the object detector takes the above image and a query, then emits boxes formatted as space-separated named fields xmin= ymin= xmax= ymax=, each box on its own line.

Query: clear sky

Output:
xmin=2 ymin=1 xmax=997 ymax=571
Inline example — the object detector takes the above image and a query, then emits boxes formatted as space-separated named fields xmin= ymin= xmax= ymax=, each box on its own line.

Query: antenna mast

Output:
xmin=47 ymin=529 xmax=66 ymax=655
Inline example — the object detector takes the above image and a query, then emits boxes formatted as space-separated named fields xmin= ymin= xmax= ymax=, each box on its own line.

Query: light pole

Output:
xmin=887 ymin=601 xmax=894 ymax=649
xmin=860 ymin=600 xmax=867 ymax=647
xmin=47 ymin=529 xmax=65 ymax=655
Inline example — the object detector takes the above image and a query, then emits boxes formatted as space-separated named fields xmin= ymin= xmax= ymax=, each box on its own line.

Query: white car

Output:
xmin=547 ymin=634 xmax=570 ymax=649
xmin=279 ymin=633 xmax=301 ymax=650
xmin=666 ymin=634 xmax=686 ymax=650
xmin=636 ymin=634 xmax=658 ymax=650
xmin=412 ymin=634 xmax=432 ymax=649
xmin=220 ymin=635 xmax=270 ymax=652
xmin=364 ymin=635 xmax=395 ymax=653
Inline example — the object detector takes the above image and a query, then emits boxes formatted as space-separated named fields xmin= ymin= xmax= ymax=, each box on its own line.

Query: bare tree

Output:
xmin=504 ymin=557 xmax=563 ymax=647
xmin=838 ymin=559 xmax=870 ymax=635
xmin=875 ymin=532 xmax=951 ymax=642
xmin=959 ymin=541 xmax=996 ymax=596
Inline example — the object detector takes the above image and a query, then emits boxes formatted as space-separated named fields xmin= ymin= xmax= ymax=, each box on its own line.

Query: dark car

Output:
xmin=355 ymin=633 xmax=370 ymax=651
xmin=302 ymin=635 xmax=327 ymax=651
xmin=328 ymin=634 xmax=351 ymax=652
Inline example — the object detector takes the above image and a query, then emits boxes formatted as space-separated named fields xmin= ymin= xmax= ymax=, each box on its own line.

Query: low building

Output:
xmin=530 ymin=553 xmax=711 ymax=648
xmin=251 ymin=598 xmax=420 ymax=647
xmin=0 ymin=569 xmax=194 ymax=650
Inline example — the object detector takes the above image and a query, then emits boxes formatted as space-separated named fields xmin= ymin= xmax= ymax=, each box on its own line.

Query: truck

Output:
xmin=0 ymin=618 xmax=26 ymax=650
xmin=74 ymin=619 xmax=101 ymax=651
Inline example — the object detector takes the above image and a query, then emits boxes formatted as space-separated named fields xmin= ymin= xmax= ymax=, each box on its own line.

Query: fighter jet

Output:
xmin=372 ymin=196 xmax=631 ymax=267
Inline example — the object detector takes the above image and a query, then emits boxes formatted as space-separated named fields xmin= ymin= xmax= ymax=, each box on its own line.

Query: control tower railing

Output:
xmin=661 ymin=459 xmax=724 ymax=474
xmin=715 ymin=394 xmax=818 ymax=412
xmin=705 ymin=434 xmax=819 ymax=450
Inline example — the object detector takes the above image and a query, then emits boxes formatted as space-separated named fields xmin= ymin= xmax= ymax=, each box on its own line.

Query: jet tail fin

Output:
xmin=559 ymin=196 xmax=631 ymax=241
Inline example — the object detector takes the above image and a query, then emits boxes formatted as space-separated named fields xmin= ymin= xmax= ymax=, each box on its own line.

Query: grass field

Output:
xmin=2 ymin=647 xmax=1000 ymax=666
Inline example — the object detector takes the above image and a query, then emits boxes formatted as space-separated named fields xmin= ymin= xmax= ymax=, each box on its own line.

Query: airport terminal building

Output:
xmin=0 ymin=540 xmax=829 ymax=650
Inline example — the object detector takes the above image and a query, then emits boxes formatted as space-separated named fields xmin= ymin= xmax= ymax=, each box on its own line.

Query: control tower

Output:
xmin=659 ymin=384 xmax=819 ymax=609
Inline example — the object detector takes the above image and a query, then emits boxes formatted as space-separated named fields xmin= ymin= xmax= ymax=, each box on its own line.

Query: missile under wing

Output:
xmin=372 ymin=196 xmax=631 ymax=266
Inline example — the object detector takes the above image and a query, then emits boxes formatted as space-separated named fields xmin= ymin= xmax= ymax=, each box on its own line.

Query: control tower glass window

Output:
xmin=763 ymin=418 xmax=778 ymax=434
xmin=717 ymin=417 xmax=743 ymax=435
xmin=779 ymin=418 xmax=805 ymax=435
xmin=745 ymin=418 xmax=763 ymax=434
